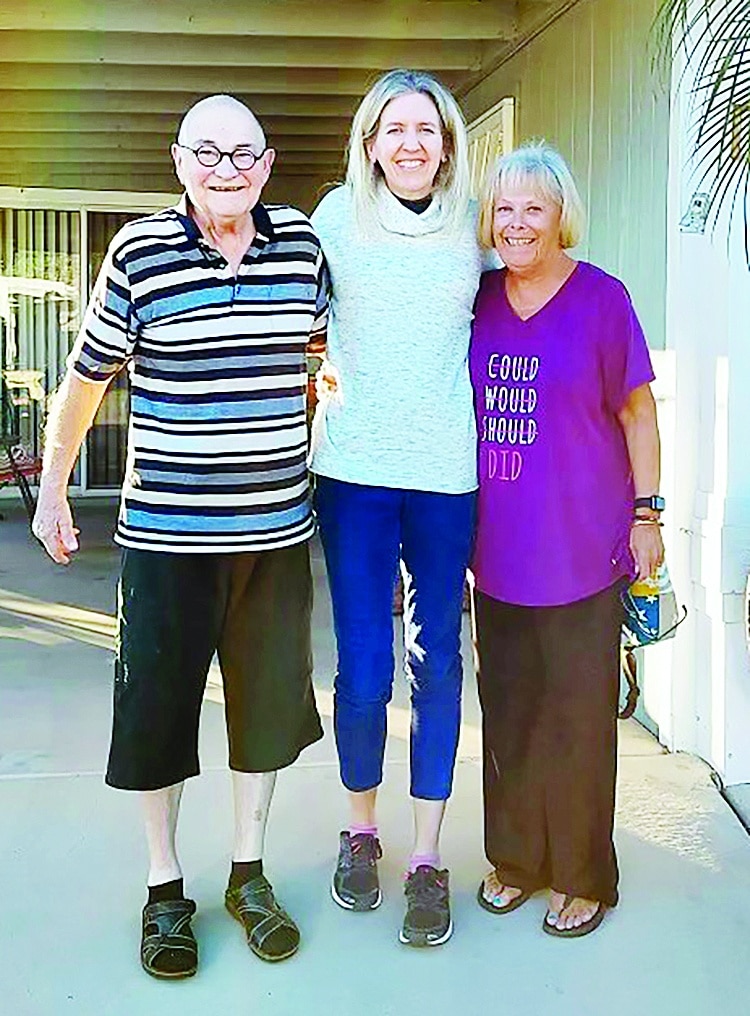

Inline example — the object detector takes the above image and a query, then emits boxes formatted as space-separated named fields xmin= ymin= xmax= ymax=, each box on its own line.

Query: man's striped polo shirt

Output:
xmin=69 ymin=198 xmax=327 ymax=553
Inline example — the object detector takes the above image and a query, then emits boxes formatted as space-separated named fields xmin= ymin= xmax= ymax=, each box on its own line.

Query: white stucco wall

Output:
xmin=662 ymin=29 xmax=750 ymax=787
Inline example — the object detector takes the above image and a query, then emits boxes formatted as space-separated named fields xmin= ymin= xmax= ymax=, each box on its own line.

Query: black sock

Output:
xmin=229 ymin=859 xmax=296 ymax=957
xmin=144 ymin=878 xmax=194 ymax=976
xmin=230 ymin=859 xmax=263 ymax=888
xmin=147 ymin=877 xmax=185 ymax=905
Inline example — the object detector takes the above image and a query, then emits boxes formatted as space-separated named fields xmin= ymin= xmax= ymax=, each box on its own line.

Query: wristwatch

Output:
xmin=634 ymin=495 xmax=665 ymax=512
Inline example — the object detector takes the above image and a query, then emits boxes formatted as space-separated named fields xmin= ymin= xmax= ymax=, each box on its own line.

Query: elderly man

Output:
xmin=33 ymin=94 xmax=326 ymax=979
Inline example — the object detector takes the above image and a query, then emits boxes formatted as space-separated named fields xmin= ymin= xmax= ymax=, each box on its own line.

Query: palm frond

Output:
xmin=654 ymin=0 xmax=750 ymax=264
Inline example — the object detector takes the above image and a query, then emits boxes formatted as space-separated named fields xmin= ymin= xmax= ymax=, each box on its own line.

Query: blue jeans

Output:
xmin=314 ymin=476 xmax=476 ymax=800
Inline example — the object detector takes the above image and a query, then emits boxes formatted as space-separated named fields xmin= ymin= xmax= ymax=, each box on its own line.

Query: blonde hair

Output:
xmin=346 ymin=69 xmax=470 ymax=235
xmin=478 ymin=141 xmax=586 ymax=250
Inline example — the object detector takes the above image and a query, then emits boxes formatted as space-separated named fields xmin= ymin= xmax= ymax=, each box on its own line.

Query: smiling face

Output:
xmin=171 ymin=99 xmax=275 ymax=229
xmin=366 ymin=91 xmax=446 ymax=200
xmin=492 ymin=187 xmax=564 ymax=275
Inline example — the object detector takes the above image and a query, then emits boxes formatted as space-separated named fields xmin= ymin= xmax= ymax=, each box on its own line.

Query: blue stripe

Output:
xmin=100 ymin=291 xmax=131 ymax=320
xmin=130 ymin=394 xmax=301 ymax=420
xmin=141 ymin=287 xmax=235 ymax=319
xmin=241 ymin=282 xmax=313 ymax=302
xmin=126 ymin=504 xmax=310 ymax=533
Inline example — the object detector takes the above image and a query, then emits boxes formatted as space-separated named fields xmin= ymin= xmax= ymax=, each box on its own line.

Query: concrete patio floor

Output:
xmin=1 ymin=501 xmax=750 ymax=1016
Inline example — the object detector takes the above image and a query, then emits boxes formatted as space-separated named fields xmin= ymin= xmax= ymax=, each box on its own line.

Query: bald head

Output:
xmin=171 ymin=94 xmax=275 ymax=230
xmin=177 ymin=94 xmax=266 ymax=150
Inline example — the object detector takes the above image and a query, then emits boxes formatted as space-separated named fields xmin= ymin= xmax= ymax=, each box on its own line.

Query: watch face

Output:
xmin=635 ymin=495 xmax=665 ymax=511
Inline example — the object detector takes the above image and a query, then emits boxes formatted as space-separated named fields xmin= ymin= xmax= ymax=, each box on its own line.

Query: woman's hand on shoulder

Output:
xmin=315 ymin=360 xmax=343 ymax=405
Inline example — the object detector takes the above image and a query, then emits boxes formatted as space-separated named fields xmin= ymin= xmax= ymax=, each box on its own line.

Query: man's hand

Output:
xmin=32 ymin=492 xmax=80 ymax=565
xmin=28 ymin=370 xmax=110 ymax=564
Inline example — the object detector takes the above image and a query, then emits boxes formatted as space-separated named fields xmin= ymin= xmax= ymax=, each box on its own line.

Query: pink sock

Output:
xmin=349 ymin=823 xmax=378 ymax=839
xmin=408 ymin=852 xmax=440 ymax=874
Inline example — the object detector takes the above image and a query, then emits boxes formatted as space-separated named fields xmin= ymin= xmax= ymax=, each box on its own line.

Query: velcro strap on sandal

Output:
xmin=228 ymin=876 xmax=297 ymax=950
xmin=141 ymin=898 xmax=197 ymax=964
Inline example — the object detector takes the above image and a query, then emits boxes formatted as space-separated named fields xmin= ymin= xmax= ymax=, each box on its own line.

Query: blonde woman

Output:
xmin=310 ymin=69 xmax=483 ymax=947
xmin=471 ymin=143 xmax=663 ymax=937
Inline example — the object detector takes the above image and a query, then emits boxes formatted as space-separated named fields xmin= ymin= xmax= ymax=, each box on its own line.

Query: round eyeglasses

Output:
xmin=176 ymin=143 xmax=267 ymax=171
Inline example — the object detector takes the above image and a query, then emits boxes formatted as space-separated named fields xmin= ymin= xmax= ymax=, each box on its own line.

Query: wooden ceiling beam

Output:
xmin=0 ymin=62 xmax=460 ymax=95
xmin=0 ymin=132 xmax=347 ymax=152
xmin=0 ymin=2 xmax=518 ymax=41
xmin=9 ymin=150 xmax=343 ymax=167
xmin=0 ymin=170 xmax=331 ymax=181
xmin=0 ymin=90 xmax=360 ymax=117
xmin=2 ymin=113 xmax=352 ymax=134
xmin=518 ymin=0 xmax=581 ymax=33
xmin=0 ymin=31 xmax=483 ymax=71
xmin=0 ymin=170 xmax=336 ymax=187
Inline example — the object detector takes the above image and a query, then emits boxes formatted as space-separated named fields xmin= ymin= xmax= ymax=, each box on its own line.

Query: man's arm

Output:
xmin=32 ymin=371 xmax=111 ymax=564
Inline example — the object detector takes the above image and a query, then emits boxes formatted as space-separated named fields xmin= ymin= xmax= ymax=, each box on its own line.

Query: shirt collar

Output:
xmin=173 ymin=194 xmax=275 ymax=244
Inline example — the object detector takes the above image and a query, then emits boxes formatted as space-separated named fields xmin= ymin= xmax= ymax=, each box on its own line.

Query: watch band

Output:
xmin=634 ymin=495 xmax=665 ymax=512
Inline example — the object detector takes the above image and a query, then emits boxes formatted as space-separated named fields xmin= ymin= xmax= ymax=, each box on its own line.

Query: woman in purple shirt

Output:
xmin=469 ymin=143 xmax=664 ymax=937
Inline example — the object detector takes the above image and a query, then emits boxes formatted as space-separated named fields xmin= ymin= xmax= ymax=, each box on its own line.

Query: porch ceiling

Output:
xmin=0 ymin=0 xmax=569 ymax=205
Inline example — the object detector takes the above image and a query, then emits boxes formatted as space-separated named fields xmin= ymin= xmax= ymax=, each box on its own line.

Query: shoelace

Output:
xmin=346 ymin=836 xmax=379 ymax=871
xmin=405 ymin=869 xmax=448 ymax=907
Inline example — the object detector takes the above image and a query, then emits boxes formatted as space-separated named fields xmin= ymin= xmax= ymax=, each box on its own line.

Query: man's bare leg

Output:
xmin=140 ymin=782 xmax=197 ymax=979
xmin=232 ymin=770 xmax=276 ymax=861
xmin=142 ymin=782 xmax=184 ymax=886
xmin=226 ymin=770 xmax=299 ymax=961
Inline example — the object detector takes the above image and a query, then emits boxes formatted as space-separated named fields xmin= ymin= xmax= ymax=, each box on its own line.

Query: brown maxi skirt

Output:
xmin=472 ymin=581 xmax=623 ymax=907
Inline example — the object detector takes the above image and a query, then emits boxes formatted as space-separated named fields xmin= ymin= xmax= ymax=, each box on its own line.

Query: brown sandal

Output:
xmin=476 ymin=874 xmax=532 ymax=915
xmin=542 ymin=894 xmax=607 ymax=938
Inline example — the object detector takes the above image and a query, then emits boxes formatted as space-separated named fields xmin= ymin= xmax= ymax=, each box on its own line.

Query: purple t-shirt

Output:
xmin=469 ymin=262 xmax=655 ymax=607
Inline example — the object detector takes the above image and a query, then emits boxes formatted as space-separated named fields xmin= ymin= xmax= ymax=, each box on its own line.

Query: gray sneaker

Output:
xmin=331 ymin=831 xmax=382 ymax=911
xmin=399 ymin=865 xmax=453 ymax=947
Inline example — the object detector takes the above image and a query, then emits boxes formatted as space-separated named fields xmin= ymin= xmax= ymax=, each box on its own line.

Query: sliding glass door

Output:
xmin=0 ymin=193 xmax=171 ymax=494
xmin=0 ymin=207 xmax=81 ymax=475
xmin=84 ymin=211 xmax=140 ymax=489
